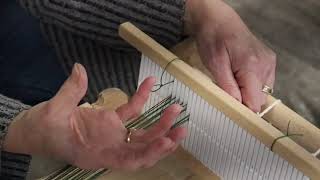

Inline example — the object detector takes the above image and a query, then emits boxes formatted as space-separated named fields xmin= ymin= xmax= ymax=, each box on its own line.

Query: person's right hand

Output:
xmin=185 ymin=0 xmax=276 ymax=113
xmin=3 ymin=63 xmax=187 ymax=171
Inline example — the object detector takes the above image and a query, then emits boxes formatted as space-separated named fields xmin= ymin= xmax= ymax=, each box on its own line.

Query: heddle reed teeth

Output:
xmin=41 ymin=22 xmax=320 ymax=180
xmin=41 ymin=95 xmax=190 ymax=180
xmin=139 ymin=55 xmax=308 ymax=180
xmin=118 ymin=22 xmax=320 ymax=179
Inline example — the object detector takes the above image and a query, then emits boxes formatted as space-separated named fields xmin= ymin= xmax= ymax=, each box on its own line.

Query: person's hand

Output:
xmin=4 ymin=63 xmax=187 ymax=170
xmin=185 ymin=0 xmax=276 ymax=112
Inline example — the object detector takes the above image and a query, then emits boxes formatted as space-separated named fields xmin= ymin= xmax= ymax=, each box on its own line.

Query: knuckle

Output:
xmin=158 ymin=117 xmax=172 ymax=130
xmin=102 ymin=111 xmax=119 ymax=123
xmin=235 ymin=70 xmax=255 ymax=80
xmin=248 ymin=104 xmax=261 ymax=113
xmin=269 ymin=51 xmax=277 ymax=61
xmin=207 ymin=58 xmax=223 ymax=71
xmin=155 ymin=138 xmax=172 ymax=151
xmin=132 ymin=107 xmax=141 ymax=118
xmin=125 ymin=102 xmax=140 ymax=117
xmin=119 ymin=159 xmax=140 ymax=171
xmin=43 ymin=101 xmax=57 ymax=119
xmin=267 ymin=51 xmax=277 ymax=65
xmin=220 ymin=82 xmax=237 ymax=89
xmin=263 ymin=53 xmax=277 ymax=76
xmin=117 ymin=151 xmax=139 ymax=169
xmin=155 ymin=138 xmax=168 ymax=148
xmin=136 ymin=91 xmax=148 ymax=101
xmin=247 ymin=55 xmax=259 ymax=63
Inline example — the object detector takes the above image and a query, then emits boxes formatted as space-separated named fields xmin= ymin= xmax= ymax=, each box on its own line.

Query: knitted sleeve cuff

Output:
xmin=1 ymin=152 xmax=31 ymax=179
xmin=0 ymin=94 xmax=31 ymax=179
xmin=19 ymin=0 xmax=186 ymax=49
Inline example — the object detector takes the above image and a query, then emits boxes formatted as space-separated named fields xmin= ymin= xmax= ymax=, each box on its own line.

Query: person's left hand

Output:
xmin=185 ymin=0 xmax=277 ymax=113
xmin=4 ymin=64 xmax=187 ymax=171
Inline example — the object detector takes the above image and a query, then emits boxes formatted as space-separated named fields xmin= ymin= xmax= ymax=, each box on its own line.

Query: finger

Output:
xmin=50 ymin=63 xmax=88 ymax=113
xmin=260 ymin=77 xmax=275 ymax=107
xmin=115 ymin=137 xmax=175 ymax=171
xmin=117 ymin=125 xmax=186 ymax=170
xmin=265 ymin=68 xmax=276 ymax=89
xmin=264 ymin=51 xmax=277 ymax=89
xmin=116 ymin=77 xmax=156 ymax=122
xmin=132 ymin=104 xmax=182 ymax=143
xmin=236 ymin=71 xmax=264 ymax=113
xmin=139 ymin=137 xmax=176 ymax=169
xmin=159 ymin=127 xmax=187 ymax=159
xmin=261 ymin=62 xmax=276 ymax=105
xmin=166 ymin=127 xmax=187 ymax=143
xmin=141 ymin=127 xmax=187 ymax=169
xmin=208 ymin=47 xmax=242 ymax=102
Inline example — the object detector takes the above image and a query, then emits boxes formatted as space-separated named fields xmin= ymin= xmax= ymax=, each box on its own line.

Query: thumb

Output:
xmin=50 ymin=63 xmax=88 ymax=113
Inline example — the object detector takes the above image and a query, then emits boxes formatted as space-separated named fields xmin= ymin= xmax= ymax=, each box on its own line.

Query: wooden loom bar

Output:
xmin=40 ymin=89 xmax=220 ymax=179
xmin=171 ymin=39 xmax=320 ymax=155
xmin=119 ymin=22 xmax=320 ymax=179
xmin=263 ymin=96 xmax=320 ymax=153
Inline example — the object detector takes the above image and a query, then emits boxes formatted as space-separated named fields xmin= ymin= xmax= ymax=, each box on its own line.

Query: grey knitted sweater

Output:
xmin=0 ymin=0 xmax=185 ymax=179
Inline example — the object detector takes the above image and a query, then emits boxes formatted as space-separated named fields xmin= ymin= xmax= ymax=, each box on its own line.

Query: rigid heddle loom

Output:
xmin=40 ymin=22 xmax=320 ymax=180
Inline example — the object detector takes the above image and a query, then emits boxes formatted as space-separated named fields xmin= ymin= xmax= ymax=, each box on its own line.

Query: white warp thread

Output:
xmin=313 ymin=148 xmax=320 ymax=157
xmin=139 ymin=55 xmax=309 ymax=180
xmin=258 ymin=100 xmax=282 ymax=118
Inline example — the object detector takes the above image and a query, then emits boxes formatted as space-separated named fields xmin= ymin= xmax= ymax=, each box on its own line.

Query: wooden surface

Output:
xmin=92 ymin=88 xmax=129 ymax=110
xmin=119 ymin=22 xmax=320 ymax=179
xmin=99 ymin=147 xmax=219 ymax=180
xmin=91 ymin=89 xmax=219 ymax=180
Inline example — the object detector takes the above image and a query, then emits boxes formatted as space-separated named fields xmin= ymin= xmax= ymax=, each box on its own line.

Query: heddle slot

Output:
xmin=119 ymin=22 xmax=320 ymax=179
xmin=139 ymin=55 xmax=308 ymax=180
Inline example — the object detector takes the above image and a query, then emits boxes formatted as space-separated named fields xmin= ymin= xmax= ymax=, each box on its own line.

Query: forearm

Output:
xmin=19 ymin=0 xmax=186 ymax=48
xmin=185 ymin=0 xmax=242 ymax=35
xmin=0 ymin=95 xmax=30 ymax=153
xmin=3 ymin=111 xmax=31 ymax=154
xmin=3 ymin=104 xmax=49 ymax=157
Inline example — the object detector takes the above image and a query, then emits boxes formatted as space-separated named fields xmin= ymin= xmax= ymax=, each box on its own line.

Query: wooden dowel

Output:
xmin=119 ymin=22 xmax=320 ymax=179
xmin=171 ymin=37 xmax=320 ymax=156
xmin=262 ymin=96 xmax=320 ymax=153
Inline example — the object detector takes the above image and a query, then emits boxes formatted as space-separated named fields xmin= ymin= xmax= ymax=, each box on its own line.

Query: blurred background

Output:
xmin=226 ymin=0 xmax=320 ymax=127
xmin=1 ymin=0 xmax=319 ymax=127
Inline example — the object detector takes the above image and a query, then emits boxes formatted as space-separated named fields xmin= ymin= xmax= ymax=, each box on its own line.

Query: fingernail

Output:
xmin=149 ymin=76 xmax=157 ymax=83
xmin=72 ymin=63 xmax=80 ymax=77
xmin=172 ymin=104 xmax=182 ymax=113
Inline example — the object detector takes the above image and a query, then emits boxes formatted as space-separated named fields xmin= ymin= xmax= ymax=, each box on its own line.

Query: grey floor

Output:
xmin=226 ymin=0 xmax=320 ymax=127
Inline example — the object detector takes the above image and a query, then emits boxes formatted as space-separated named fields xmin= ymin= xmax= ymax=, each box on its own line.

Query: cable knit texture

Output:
xmin=19 ymin=0 xmax=185 ymax=102
xmin=0 ymin=95 xmax=31 ymax=179
xmin=19 ymin=0 xmax=185 ymax=49
xmin=2 ymin=0 xmax=185 ymax=178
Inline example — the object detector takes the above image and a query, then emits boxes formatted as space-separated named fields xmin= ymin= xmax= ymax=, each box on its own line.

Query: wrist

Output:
xmin=3 ymin=110 xmax=31 ymax=154
xmin=185 ymin=0 xmax=239 ymax=35
xmin=3 ymin=107 xmax=46 ymax=156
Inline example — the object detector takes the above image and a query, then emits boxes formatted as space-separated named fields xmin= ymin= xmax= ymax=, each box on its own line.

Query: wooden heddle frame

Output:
xmin=118 ymin=22 xmax=320 ymax=179
xmin=37 ymin=22 xmax=320 ymax=180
